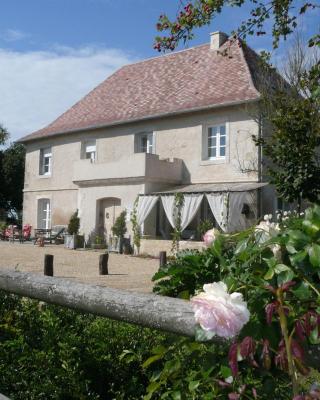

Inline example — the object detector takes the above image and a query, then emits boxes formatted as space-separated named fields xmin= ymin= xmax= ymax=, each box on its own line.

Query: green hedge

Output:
xmin=0 ymin=291 xmax=167 ymax=400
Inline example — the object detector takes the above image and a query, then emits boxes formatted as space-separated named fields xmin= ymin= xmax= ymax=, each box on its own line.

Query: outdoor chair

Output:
xmin=4 ymin=225 xmax=20 ymax=241
xmin=22 ymin=224 xmax=32 ymax=241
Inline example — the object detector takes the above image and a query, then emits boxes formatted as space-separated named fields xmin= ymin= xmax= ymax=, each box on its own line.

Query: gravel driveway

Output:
xmin=0 ymin=242 xmax=159 ymax=293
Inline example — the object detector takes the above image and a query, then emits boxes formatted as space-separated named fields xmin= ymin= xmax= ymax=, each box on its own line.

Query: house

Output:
xmin=20 ymin=32 xmax=277 ymax=252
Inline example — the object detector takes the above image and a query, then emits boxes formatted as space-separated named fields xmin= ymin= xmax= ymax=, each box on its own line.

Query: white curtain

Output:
xmin=161 ymin=196 xmax=176 ymax=228
xmin=161 ymin=194 xmax=203 ymax=230
xmin=137 ymin=196 xmax=159 ymax=226
xmin=206 ymin=193 xmax=228 ymax=232
xmin=181 ymin=194 xmax=204 ymax=230
xmin=227 ymin=191 xmax=256 ymax=232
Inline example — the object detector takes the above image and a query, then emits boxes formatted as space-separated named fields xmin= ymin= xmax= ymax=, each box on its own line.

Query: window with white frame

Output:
xmin=136 ymin=132 xmax=154 ymax=154
xmin=82 ymin=140 xmax=96 ymax=162
xmin=39 ymin=147 xmax=52 ymax=175
xmin=207 ymin=124 xmax=226 ymax=160
xmin=37 ymin=198 xmax=51 ymax=229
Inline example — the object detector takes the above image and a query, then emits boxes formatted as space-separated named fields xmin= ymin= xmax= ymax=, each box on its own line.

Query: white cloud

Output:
xmin=0 ymin=46 xmax=136 ymax=141
xmin=0 ymin=29 xmax=28 ymax=42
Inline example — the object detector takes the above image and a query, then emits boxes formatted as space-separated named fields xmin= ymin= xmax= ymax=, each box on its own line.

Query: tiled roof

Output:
xmin=20 ymin=40 xmax=261 ymax=142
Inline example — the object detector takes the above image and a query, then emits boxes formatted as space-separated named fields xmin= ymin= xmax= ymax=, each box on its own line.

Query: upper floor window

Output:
xmin=207 ymin=124 xmax=226 ymax=160
xmin=135 ymin=132 xmax=154 ymax=154
xmin=82 ymin=140 xmax=96 ymax=162
xmin=39 ymin=147 xmax=52 ymax=175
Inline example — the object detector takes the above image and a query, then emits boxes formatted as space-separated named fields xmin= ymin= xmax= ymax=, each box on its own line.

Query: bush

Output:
xmin=111 ymin=211 xmax=127 ymax=239
xmin=150 ymin=205 xmax=320 ymax=399
xmin=0 ymin=293 xmax=167 ymax=399
xmin=68 ymin=210 xmax=80 ymax=235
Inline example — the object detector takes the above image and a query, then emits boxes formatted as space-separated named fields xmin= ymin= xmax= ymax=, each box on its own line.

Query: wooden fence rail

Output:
xmin=0 ymin=269 xmax=199 ymax=338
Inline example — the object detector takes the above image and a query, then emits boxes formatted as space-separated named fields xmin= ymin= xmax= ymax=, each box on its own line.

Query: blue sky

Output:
xmin=0 ymin=0 xmax=318 ymax=141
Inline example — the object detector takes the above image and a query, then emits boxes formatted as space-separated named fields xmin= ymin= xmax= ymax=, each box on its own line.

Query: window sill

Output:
xmin=200 ymin=158 xmax=227 ymax=166
xmin=38 ymin=174 xmax=52 ymax=179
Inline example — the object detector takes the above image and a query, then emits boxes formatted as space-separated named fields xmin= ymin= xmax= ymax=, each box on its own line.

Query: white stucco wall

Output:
xmin=22 ymin=104 xmax=261 ymax=235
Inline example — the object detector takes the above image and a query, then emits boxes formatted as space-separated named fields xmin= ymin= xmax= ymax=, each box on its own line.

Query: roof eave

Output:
xmin=19 ymin=96 xmax=260 ymax=144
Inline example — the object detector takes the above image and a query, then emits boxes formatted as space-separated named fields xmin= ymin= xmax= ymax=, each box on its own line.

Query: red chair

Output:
xmin=23 ymin=224 xmax=32 ymax=240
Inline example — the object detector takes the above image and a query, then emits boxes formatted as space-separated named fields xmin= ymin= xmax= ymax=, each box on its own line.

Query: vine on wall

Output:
xmin=131 ymin=196 xmax=141 ymax=254
xmin=171 ymin=193 xmax=185 ymax=254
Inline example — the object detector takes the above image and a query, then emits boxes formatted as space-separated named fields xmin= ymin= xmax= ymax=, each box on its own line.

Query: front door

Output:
xmin=98 ymin=198 xmax=121 ymax=240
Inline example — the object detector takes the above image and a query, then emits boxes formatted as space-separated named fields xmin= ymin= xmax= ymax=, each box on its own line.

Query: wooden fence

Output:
xmin=0 ymin=268 xmax=199 ymax=337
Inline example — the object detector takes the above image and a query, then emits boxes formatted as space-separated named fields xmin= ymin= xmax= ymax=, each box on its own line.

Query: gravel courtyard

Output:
xmin=0 ymin=242 xmax=159 ymax=293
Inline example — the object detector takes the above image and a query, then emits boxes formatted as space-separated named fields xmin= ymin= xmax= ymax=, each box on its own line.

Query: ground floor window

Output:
xmin=37 ymin=198 xmax=51 ymax=229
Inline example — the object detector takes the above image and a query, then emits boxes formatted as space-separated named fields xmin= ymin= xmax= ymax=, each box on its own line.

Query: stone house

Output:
xmin=20 ymin=32 xmax=277 ymax=251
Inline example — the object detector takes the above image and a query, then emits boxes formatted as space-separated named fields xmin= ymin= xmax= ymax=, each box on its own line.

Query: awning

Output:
xmin=152 ymin=182 xmax=268 ymax=195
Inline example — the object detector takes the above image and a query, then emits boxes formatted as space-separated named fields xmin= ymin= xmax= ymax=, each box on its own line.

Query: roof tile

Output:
xmin=21 ymin=41 xmax=261 ymax=142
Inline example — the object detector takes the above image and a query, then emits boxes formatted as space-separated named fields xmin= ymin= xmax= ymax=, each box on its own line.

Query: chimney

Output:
xmin=210 ymin=31 xmax=228 ymax=50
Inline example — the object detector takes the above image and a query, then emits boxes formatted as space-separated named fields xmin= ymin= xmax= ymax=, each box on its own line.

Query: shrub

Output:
xmin=68 ymin=210 xmax=80 ymax=235
xmin=0 ymin=292 xmax=167 ymax=399
xmin=111 ymin=211 xmax=127 ymax=239
xmin=150 ymin=205 xmax=320 ymax=399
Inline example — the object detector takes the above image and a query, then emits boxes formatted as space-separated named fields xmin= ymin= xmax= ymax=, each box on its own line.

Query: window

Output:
xmin=37 ymin=199 xmax=51 ymax=229
xmin=40 ymin=147 xmax=52 ymax=175
xmin=136 ymin=133 xmax=154 ymax=154
xmin=82 ymin=140 xmax=96 ymax=162
xmin=207 ymin=124 xmax=226 ymax=160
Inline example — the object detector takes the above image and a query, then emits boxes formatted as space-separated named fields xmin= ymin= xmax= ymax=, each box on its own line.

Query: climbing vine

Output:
xmin=171 ymin=192 xmax=185 ymax=254
xmin=131 ymin=196 xmax=141 ymax=254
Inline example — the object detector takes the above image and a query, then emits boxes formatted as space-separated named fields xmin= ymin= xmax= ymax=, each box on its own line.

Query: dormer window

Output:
xmin=82 ymin=140 xmax=96 ymax=162
xmin=135 ymin=132 xmax=154 ymax=154
xmin=39 ymin=147 xmax=52 ymax=176
xmin=207 ymin=124 xmax=226 ymax=160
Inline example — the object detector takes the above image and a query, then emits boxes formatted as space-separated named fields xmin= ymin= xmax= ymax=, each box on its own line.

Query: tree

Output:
xmin=255 ymin=91 xmax=320 ymax=209
xmin=111 ymin=211 xmax=127 ymax=239
xmin=154 ymin=1 xmax=319 ymax=52
xmin=0 ymin=124 xmax=8 ymax=146
xmin=154 ymin=1 xmax=320 ymax=101
xmin=68 ymin=210 xmax=80 ymax=235
xmin=0 ymin=142 xmax=25 ymax=217
xmin=250 ymin=36 xmax=320 ymax=209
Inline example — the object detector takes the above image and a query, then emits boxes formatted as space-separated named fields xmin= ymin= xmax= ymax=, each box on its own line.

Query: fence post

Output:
xmin=99 ymin=253 xmax=109 ymax=275
xmin=44 ymin=254 xmax=54 ymax=276
xmin=159 ymin=251 xmax=167 ymax=267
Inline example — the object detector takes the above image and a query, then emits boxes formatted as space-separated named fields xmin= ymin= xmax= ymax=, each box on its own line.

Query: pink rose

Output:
xmin=203 ymin=228 xmax=218 ymax=246
xmin=191 ymin=282 xmax=250 ymax=339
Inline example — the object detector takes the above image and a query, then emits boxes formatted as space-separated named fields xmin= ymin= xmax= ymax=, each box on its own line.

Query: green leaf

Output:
xmin=144 ymin=382 xmax=161 ymax=399
xmin=220 ymin=366 xmax=232 ymax=379
xmin=287 ymin=230 xmax=310 ymax=250
xmin=277 ymin=269 xmax=295 ymax=286
xmin=142 ymin=354 xmax=163 ymax=369
xmin=309 ymin=327 xmax=320 ymax=345
xmin=302 ymin=219 xmax=320 ymax=236
xmin=188 ymin=380 xmax=200 ymax=392
xmin=171 ymin=391 xmax=181 ymax=400
xmin=274 ymin=264 xmax=291 ymax=273
xmin=292 ymin=282 xmax=312 ymax=300
xmin=289 ymin=250 xmax=308 ymax=268
xmin=308 ymin=243 xmax=320 ymax=268
xmin=194 ymin=325 xmax=216 ymax=342
xmin=264 ymin=267 xmax=275 ymax=280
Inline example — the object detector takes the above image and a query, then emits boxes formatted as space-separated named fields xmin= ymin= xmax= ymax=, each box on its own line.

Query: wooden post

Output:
xmin=44 ymin=254 xmax=54 ymax=276
xmin=99 ymin=253 xmax=109 ymax=275
xmin=159 ymin=251 xmax=167 ymax=267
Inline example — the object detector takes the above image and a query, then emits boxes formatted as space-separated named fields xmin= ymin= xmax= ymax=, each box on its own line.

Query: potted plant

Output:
xmin=111 ymin=211 xmax=127 ymax=254
xmin=91 ymin=234 xmax=107 ymax=250
xmin=64 ymin=210 xmax=84 ymax=249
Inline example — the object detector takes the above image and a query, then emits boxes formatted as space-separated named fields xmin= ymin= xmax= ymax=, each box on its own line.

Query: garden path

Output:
xmin=0 ymin=242 xmax=159 ymax=293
